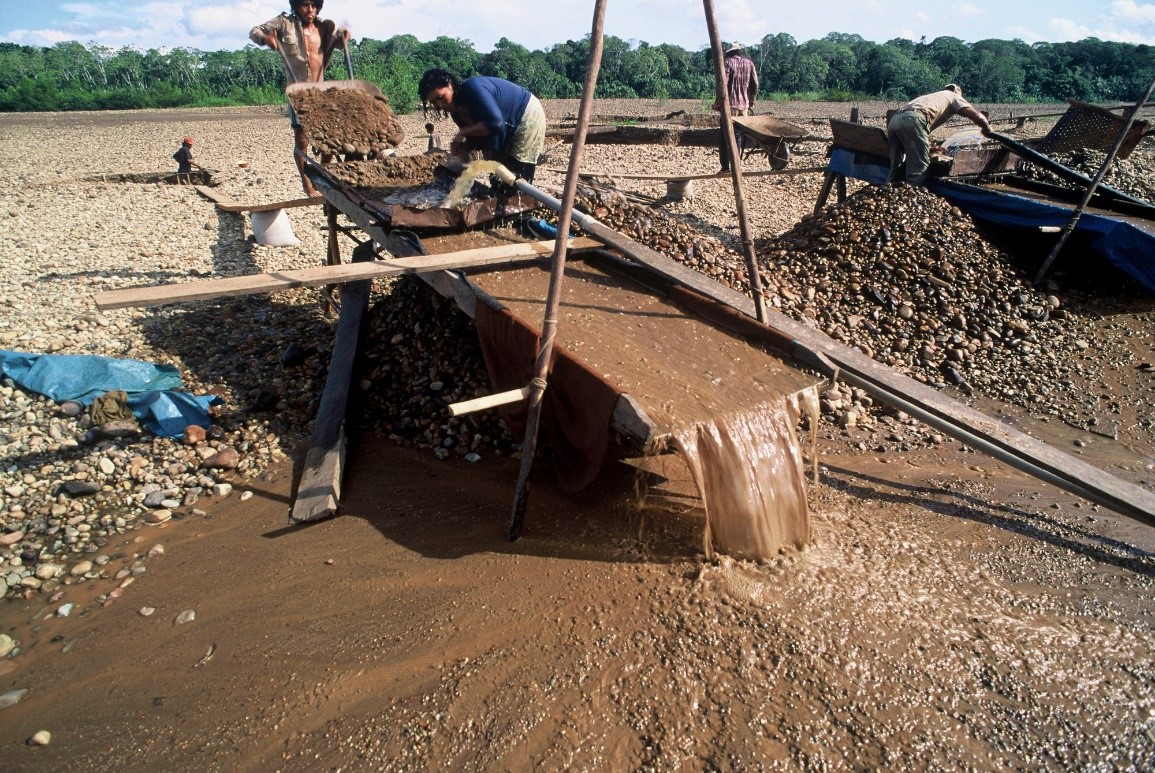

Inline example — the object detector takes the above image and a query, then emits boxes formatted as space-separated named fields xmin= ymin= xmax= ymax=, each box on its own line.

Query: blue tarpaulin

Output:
xmin=928 ymin=180 xmax=1155 ymax=295
xmin=827 ymin=148 xmax=891 ymax=187
xmin=0 ymin=350 xmax=220 ymax=438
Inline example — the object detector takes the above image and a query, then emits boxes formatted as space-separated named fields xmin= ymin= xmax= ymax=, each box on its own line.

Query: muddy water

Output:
xmin=441 ymin=160 xmax=505 ymax=208
xmin=671 ymin=390 xmax=817 ymax=560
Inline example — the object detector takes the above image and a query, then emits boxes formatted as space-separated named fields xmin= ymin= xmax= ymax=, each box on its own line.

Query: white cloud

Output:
xmin=1106 ymin=0 xmax=1155 ymax=25
xmin=1046 ymin=15 xmax=1155 ymax=44
xmin=949 ymin=2 xmax=984 ymax=21
xmin=2 ymin=28 xmax=78 ymax=46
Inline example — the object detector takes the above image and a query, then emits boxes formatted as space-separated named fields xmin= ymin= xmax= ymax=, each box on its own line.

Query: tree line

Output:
xmin=0 ymin=32 xmax=1152 ymax=113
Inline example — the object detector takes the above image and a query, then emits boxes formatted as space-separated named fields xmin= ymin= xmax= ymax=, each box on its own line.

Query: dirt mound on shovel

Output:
xmin=289 ymin=85 xmax=405 ymax=159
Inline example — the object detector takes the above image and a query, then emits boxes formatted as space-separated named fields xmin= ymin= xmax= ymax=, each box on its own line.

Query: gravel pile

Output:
xmin=0 ymin=108 xmax=359 ymax=600
xmin=354 ymin=276 xmax=515 ymax=459
xmin=1018 ymin=146 xmax=1155 ymax=205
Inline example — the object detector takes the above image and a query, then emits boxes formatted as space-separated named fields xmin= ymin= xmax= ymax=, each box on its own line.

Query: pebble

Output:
xmin=0 ymin=687 xmax=28 ymax=708
xmin=0 ymin=634 xmax=14 ymax=658
xmin=174 ymin=609 xmax=196 ymax=626
xmin=0 ymin=126 xmax=329 ymax=598
xmin=27 ymin=730 xmax=51 ymax=746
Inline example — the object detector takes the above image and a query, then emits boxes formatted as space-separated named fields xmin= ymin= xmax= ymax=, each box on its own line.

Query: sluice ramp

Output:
xmin=418 ymin=233 xmax=820 ymax=451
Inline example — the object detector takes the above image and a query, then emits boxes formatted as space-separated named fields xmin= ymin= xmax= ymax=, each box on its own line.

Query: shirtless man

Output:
xmin=250 ymin=0 xmax=349 ymax=196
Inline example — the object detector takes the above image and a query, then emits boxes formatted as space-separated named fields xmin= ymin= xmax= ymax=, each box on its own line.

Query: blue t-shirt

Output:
xmin=454 ymin=76 xmax=532 ymax=156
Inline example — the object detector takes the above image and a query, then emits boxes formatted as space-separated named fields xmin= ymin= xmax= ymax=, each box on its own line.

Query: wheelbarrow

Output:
xmin=733 ymin=115 xmax=810 ymax=170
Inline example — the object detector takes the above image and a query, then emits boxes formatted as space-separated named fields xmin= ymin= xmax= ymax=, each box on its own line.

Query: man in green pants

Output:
xmin=887 ymin=84 xmax=991 ymax=185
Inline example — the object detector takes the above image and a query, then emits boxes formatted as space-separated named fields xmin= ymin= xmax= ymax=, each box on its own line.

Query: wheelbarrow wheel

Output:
xmin=769 ymin=141 xmax=791 ymax=171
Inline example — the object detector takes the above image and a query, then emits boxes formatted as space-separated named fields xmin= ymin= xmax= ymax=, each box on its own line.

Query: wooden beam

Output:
xmin=289 ymin=274 xmax=368 ymax=523
xmin=542 ymin=166 xmax=825 ymax=182
xmin=194 ymin=185 xmax=322 ymax=213
xmin=93 ymin=237 xmax=601 ymax=310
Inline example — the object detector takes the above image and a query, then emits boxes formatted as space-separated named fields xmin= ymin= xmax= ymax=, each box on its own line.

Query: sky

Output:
xmin=3 ymin=0 xmax=1155 ymax=53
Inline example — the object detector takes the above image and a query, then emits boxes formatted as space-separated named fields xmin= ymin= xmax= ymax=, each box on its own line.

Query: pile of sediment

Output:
xmin=288 ymin=85 xmax=405 ymax=159
xmin=354 ymin=276 xmax=515 ymax=460
xmin=1017 ymin=145 xmax=1155 ymax=205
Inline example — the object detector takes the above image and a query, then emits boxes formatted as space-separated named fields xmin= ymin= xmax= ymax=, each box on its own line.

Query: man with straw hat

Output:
xmin=713 ymin=42 xmax=760 ymax=173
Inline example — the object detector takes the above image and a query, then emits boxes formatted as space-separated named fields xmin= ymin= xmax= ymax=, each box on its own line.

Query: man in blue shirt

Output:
xmin=418 ymin=68 xmax=547 ymax=183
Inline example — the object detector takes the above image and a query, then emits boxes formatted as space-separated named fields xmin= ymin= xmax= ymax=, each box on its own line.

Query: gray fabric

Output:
xmin=507 ymin=95 xmax=546 ymax=164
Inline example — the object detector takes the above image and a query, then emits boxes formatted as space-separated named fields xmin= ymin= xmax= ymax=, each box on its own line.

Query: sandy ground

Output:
xmin=0 ymin=102 xmax=1153 ymax=770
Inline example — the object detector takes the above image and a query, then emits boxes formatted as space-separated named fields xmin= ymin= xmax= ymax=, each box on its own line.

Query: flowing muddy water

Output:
xmin=671 ymin=390 xmax=819 ymax=560
xmin=441 ymin=159 xmax=507 ymax=208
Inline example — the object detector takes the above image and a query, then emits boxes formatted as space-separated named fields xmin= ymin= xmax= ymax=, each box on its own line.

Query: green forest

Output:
xmin=1 ymin=32 xmax=1152 ymax=113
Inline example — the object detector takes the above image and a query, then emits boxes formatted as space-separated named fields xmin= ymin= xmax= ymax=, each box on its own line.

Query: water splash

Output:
xmin=441 ymin=160 xmax=505 ymax=208
xmin=671 ymin=396 xmax=811 ymax=561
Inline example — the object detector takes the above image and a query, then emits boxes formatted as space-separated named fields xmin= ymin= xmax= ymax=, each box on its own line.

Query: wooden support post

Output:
xmin=702 ymin=0 xmax=768 ymax=324
xmin=323 ymin=202 xmax=342 ymax=314
xmin=289 ymin=242 xmax=376 ymax=523
xmin=507 ymin=0 xmax=608 ymax=541
xmin=814 ymin=171 xmax=838 ymax=214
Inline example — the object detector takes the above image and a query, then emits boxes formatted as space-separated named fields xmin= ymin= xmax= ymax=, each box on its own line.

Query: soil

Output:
xmin=0 ymin=102 xmax=1153 ymax=770
xmin=288 ymin=85 xmax=406 ymax=158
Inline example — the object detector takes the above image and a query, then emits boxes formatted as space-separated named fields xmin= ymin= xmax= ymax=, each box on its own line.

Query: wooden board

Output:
xmin=830 ymin=119 xmax=890 ymax=159
xmin=93 ymin=237 xmax=600 ymax=310
xmin=193 ymin=185 xmax=322 ymax=213
xmin=290 ymin=276 xmax=367 ymax=523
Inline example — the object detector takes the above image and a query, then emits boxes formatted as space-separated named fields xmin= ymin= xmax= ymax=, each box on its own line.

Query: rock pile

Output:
xmin=1017 ymin=142 xmax=1155 ymax=205
xmin=324 ymin=153 xmax=446 ymax=189
xmin=354 ymin=276 xmax=515 ymax=460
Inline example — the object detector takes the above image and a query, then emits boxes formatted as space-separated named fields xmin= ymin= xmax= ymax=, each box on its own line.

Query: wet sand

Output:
xmin=4 ymin=435 xmax=1153 ymax=770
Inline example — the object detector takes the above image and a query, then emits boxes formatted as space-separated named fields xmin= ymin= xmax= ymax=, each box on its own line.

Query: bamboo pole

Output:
xmin=506 ymin=0 xmax=608 ymax=541
xmin=702 ymin=0 xmax=768 ymax=323
xmin=1032 ymin=74 xmax=1155 ymax=286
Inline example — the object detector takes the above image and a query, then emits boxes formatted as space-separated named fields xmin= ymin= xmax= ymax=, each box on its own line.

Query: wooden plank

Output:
xmin=193 ymin=185 xmax=322 ymax=213
xmin=93 ymin=237 xmax=601 ymax=310
xmin=830 ymin=118 xmax=890 ymax=158
xmin=289 ymin=276 xmax=367 ymax=522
